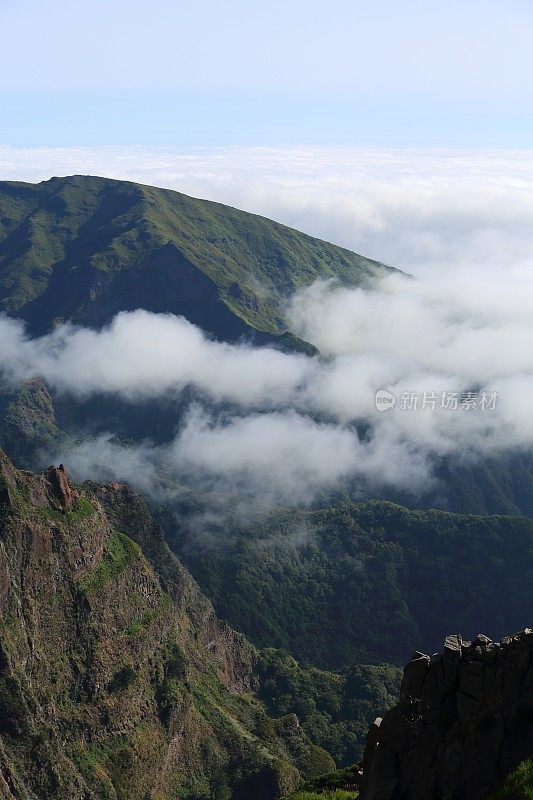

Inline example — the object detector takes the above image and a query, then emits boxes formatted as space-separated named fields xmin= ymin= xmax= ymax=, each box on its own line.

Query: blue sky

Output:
xmin=1 ymin=0 xmax=532 ymax=147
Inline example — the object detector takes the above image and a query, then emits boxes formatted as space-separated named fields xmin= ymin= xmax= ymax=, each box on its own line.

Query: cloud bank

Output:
xmin=0 ymin=311 xmax=309 ymax=406
xmin=1 ymin=260 xmax=533 ymax=505
xmin=1 ymin=146 xmax=533 ymax=504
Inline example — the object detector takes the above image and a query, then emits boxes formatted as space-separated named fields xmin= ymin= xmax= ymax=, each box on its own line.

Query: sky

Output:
xmin=1 ymin=0 xmax=533 ymax=147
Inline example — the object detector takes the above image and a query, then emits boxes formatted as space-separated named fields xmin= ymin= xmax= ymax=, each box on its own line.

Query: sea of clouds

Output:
xmin=1 ymin=146 xmax=532 ymax=505
xmin=2 ymin=145 xmax=533 ymax=273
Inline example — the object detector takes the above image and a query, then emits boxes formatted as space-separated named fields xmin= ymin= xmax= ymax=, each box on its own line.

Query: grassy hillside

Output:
xmin=0 ymin=175 xmax=391 ymax=341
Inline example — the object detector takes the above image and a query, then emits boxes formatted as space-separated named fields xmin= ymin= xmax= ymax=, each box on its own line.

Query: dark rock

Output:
xmin=402 ymin=653 xmax=430 ymax=697
xmin=359 ymin=629 xmax=533 ymax=800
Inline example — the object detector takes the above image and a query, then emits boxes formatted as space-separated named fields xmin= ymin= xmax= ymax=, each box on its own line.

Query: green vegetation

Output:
xmin=289 ymin=792 xmax=355 ymax=800
xmin=66 ymin=495 xmax=96 ymax=520
xmin=125 ymin=609 xmax=157 ymax=638
xmin=107 ymin=665 xmax=136 ymax=693
xmin=488 ymin=760 xmax=533 ymax=799
xmin=256 ymin=649 xmax=400 ymax=765
xmin=172 ymin=499 xmax=533 ymax=668
xmin=0 ymin=674 xmax=30 ymax=736
xmin=156 ymin=640 xmax=188 ymax=724
xmin=287 ymin=764 xmax=361 ymax=799
xmin=79 ymin=530 xmax=141 ymax=594
xmin=72 ymin=733 xmax=137 ymax=800
xmin=0 ymin=175 xmax=390 ymax=341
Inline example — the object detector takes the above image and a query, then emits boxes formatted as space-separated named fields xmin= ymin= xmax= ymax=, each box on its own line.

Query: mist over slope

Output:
xmin=1 ymin=265 xmax=533 ymax=509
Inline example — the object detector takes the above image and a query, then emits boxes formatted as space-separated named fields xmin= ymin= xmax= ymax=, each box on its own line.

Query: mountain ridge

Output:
xmin=0 ymin=174 xmax=392 ymax=343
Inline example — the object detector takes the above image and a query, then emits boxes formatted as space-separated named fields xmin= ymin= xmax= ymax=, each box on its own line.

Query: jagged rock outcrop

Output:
xmin=0 ymin=453 xmax=332 ymax=800
xmin=359 ymin=631 xmax=533 ymax=800
xmin=43 ymin=463 xmax=80 ymax=510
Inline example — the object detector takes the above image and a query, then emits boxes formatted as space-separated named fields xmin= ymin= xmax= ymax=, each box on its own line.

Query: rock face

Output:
xmin=43 ymin=463 xmax=80 ymax=510
xmin=359 ymin=631 xmax=533 ymax=799
xmin=0 ymin=453 xmax=332 ymax=800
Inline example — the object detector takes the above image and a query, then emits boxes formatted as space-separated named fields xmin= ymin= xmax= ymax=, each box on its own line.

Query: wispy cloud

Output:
xmin=2 ymin=261 xmax=533 ymax=504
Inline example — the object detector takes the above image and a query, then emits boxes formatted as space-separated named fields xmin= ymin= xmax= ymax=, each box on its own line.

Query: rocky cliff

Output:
xmin=0 ymin=452 xmax=332 ymax=800
xmin=359 ymin=630 xmax=533 ymax=799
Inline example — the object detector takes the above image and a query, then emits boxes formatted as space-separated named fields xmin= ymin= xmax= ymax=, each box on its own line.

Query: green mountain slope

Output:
xmin=0 ymin=175 xmax=391 ymax=341
xmin=168 ymin=499 xmax=533 ymax=669
xmin=434 ymin=453 xmax=533 ymax=516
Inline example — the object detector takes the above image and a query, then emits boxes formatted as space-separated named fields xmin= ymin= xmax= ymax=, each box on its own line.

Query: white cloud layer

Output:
xmin=2 ymin=262 xmax=533 ymax=504
xmin=2 ymin=146 xmax=533 ymax=504
xmin=0 ymin=311 xmax=309 ymax=406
